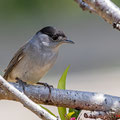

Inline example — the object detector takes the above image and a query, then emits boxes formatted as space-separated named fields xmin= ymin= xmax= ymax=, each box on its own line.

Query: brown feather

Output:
xmin=3 ymin=45 xmax=26 ymax=80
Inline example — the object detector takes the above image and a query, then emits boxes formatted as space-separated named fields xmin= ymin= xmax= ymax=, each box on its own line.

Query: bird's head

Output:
xmin=36 ymin=26 xmax=74 ymax=49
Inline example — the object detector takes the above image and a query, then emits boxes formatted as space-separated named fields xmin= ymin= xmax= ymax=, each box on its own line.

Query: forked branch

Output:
xmin=0 ymin=76 xmax=57 ymax=120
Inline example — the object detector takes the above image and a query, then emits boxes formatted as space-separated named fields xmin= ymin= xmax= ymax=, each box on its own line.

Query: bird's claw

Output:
xmin=37 ymin=82 xmax=53 ymax=88
xmin=37 ymin=82 xmax=53 ymax=99
xmin=16 ymin=78 xmax=27 ymax=93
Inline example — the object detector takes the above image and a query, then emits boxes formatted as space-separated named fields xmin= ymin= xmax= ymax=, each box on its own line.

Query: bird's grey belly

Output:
xmin=8 ymin=53 xmax=57 ymax=84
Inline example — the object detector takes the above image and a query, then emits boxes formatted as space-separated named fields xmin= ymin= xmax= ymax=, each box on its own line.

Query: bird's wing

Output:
xmin=3 ymin=44 xmax=27 ymax=80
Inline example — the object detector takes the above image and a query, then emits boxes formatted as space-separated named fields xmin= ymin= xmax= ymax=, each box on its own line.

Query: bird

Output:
xmin=3 ymin=26 xmax=74 ymax=91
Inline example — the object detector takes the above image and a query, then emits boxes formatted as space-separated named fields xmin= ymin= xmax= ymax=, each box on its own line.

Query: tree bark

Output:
xmin=0 ymin=75 xmax=120 ymax=114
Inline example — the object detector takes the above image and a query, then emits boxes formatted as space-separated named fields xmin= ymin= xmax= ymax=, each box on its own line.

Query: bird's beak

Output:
xmin=63 ymin=39 xmax=75 ymax=44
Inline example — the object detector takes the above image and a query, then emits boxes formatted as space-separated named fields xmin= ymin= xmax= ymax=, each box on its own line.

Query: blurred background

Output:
xmin=0 ymin=0 xmax=120 ymax=119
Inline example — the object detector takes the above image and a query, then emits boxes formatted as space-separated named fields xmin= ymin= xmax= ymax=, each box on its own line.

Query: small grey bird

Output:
xmin=3 ymin=26 xmax=74 ymax=88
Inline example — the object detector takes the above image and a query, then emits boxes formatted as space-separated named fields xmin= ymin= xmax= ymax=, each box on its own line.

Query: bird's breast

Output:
xmin=9 ymin=49 xmax=58 ymax=84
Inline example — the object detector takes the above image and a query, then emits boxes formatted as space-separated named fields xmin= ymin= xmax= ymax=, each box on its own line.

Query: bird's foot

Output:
xmin=37 ymin=82 xmax=53 ymax=88
xmin=37 ymin=82 xmax=53 ymax=99
xmin=16 ymin=78 xmax=27 ymax=93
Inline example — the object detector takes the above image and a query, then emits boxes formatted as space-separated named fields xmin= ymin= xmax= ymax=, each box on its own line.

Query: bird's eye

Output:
xmin=52 ymin=35 xmax=58 ymax=40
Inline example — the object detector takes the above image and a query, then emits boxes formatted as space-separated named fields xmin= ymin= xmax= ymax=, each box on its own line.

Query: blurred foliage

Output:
xmin=0 ymin=0 xmax=119 ymax=19
xmin=0 ymin=0 xmax=78 ymax=18
xmin=112 ymin=0 xmax=120 ymax=7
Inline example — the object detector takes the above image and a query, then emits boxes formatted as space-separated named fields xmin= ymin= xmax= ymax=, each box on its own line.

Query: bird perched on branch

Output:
xmin=3 ymin=26 xmax=74 ymax=91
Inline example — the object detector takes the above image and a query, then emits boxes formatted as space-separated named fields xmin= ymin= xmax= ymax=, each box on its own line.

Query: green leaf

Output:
xmin=39 ymin=105 xmax=57 ymax=117
xmin=69 ymin=108 xmax=81 ymax=119
xmin=66 ymin=111 xmax=75 ymax=119
xmin=57 ymin=65 xmax=70 ymax=90
xmin=57 ymin=65 xmax=70 ymax=120
xmin=58 ymin=107 xmax=67 ymax=120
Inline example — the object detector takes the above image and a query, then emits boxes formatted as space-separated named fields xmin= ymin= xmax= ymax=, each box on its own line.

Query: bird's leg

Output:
xmin=37 ymin=82 xmax=53 ymax=88
xmin=37 ymin=82 xmax=53 ymax=99
xmin=16 ymin=77 xmax=27 ymax=93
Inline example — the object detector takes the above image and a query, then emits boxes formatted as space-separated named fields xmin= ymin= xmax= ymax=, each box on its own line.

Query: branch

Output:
xmin=77 ymin=110 xmax=119 ymax=120
xmin=0 ymin=76 xmax=57 ymax=120
xmin=1 ymin=76 xmax=120 ymax=115
xmin=74 ymin=0 xmax=95 ymax=13
xmin=75 ymin=0 xmax=120 ymax=30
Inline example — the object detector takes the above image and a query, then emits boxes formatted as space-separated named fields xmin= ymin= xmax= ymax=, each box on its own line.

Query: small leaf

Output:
xmin=57 ymin=65 xmax=70 ymax=90
xmin=66 ymin=111 xmax=75 ymax=119
xmin=39 ymin=105 xmax=56 ymax=117
xmin=69 ymin=108 xmax=81 ymax=119
xmin=57 ymin=65 xmax=70 ymax=120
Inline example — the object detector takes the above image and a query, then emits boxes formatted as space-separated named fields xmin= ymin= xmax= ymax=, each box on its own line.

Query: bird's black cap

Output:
xmin=37 ymin=26 xmax=66 ymax=40
xmin=36 ymin=26 xmax=56 ymax=37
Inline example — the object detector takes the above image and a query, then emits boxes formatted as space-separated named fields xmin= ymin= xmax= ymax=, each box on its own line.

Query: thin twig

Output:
xmin=80 ymin=111 xmax=118 ymax=120
xmin=0 ymin=76 xmax=57 ymax=120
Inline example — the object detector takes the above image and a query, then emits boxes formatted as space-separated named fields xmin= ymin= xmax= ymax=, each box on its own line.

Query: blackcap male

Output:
xmin=3 ymin=26 xmax=74 ymax=89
